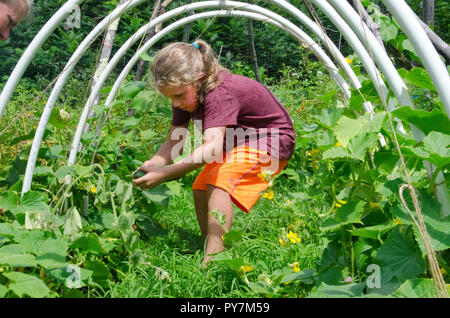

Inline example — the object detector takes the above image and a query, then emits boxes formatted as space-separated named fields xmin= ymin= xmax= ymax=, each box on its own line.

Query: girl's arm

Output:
xmin=142 ymin=123 xmax=190 ymax=167
xmin=134 ymin=126 xmax=226 ymax=189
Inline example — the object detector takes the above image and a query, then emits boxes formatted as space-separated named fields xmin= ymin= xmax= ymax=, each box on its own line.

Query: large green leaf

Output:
xmin=0 ymin=223 xmax=26 ymax=240
xmin=391 ymin=106 xmax=450 ymax=135
xmin=0 ymin=284 xmax=7 ymax=298
xmin=9 ymin=191 xmax=49 ymax=216
xmin=119 ymin=81 xmax=147 ymax=99
xmin=349 ymin=221 xmax=396 ymax=240
xmin=308 ymin=282 xmax=366 ymax=298
xmin=313 ymin=108 xmax=344 ymax=129
xmin=114 ymin=180 xmax=134 ymax=211
xmin=320 ymin=201 xmax=365 ymax=232
xmin=16 ymin=229 xmax=68 ymax=257
xmin=142 ymin=184 xmax=172 ymax=208
xmin=0 ymin=191 xmax=18 ymax=212
xmin=393 ymin=278 xmax=440 ymax=298
xmin=422 ymin=131 xmax=450 ymax=168
xmin=69 ymin=234 xmax=106 ymax=256
xmin=84 ymin=260 xmax=112 ymax=289
xmin=322 ymin=146 xmax=351 ymax=160
xmin=334 ymin=112 xmax=386 ymax=147
xmin=280 ymin=269 xmax=317 ymax=284
xmin=317 ymin=241 xmax=346 ymax=285
xmin=0 ymin=253 xmax=37 ymax=267
xmin=346 ymin=133 xmax=379 ymax=161
xmin=380 ymin=17 xmax=398 ymax=42
xmin=397 ymin=68 xmax=436 ymax=92
xmin=392 ymin=191 xmax=450 ymax=252
xmin=3 ymin=272 xmax=51 ymax=298
xmin=371 ymin=227 xmax=426 ymax=295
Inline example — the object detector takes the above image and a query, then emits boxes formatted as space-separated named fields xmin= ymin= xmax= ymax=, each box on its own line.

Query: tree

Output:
xmin=134 ymin=0 xmax=173 ymax=81
xmin=247 ymin=0 xmax=261 ymax=83
xmin=422 ymin=0 xmax=434 ymax=27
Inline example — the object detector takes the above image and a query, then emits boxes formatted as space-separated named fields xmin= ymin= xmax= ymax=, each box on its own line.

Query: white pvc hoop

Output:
xmin=0 ymin=0 xmax=445 ymax=213
xmin=0 ymin=0 xmax=86 ymax=119
xmin=20 ymin=0 xmax=145 ymax=194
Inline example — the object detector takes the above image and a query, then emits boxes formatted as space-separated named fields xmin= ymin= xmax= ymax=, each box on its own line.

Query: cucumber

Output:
xmin=132 ymin=170 xmax=147 ymax=179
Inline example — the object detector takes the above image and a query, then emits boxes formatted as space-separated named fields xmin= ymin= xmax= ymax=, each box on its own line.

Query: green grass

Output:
xmin=89 ymin=174 xmax=323 ymax=298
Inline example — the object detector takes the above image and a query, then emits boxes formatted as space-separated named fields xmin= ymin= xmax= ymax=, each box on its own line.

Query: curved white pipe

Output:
xmin=104 ymin=9 xmax=348 ymax=113
xmin=66 ymin=2 xmax=358 ymax=168
xmin=309 ymin=0 xmax=388 ymax=106
xmin=381 ymin=0 xmax=450 ymax=118
xmin=381 ymin=0 xmax=450 ymax=216
xmin=21 ymin=0 xmax=145 ymax=195
xmin=0 ymin=0 xmax=85 ymax=120
xmin=22 ymin=0 xmax=354 ymax=194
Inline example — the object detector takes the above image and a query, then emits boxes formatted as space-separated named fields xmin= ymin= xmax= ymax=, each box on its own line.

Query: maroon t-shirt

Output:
xmin=171 ymin=71 xmax=296 ymax=160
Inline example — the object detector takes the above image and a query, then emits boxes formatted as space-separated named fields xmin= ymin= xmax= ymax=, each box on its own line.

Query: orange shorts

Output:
xmin=192 ymin=146 xmax=289 ymax=213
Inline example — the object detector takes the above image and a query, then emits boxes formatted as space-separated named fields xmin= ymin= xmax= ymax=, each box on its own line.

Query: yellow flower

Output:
xmin=239 ymin=265 xmax=254 ymax=273
xmin=292 ymin=262 xmax=301 ymax=273
xmin=287 ymin=231 xmax=301 ymax=244
xmin=336 ymin=203 xmax=342 ymax=208
xmin=346 ymin=57 xmax=353 ymax=64
xmin=336 ymin=141 xmax=342 ymax=147
xmin=257 ymin=172 xmax=267 ymax=182
xmin=90 ymin=185 xmax=97 ymax=193
xmin=279 ymin=238 xmax=285 ymax=245
xmin=263 ymin=190 xmax=274 ymax=200
xmin=369 ymin=201 xmax=380 ymax=209
xmin=286 ymin=199 xmax=292 ymax=206
xmin=394 ymin=218 xmax=402 ymax=225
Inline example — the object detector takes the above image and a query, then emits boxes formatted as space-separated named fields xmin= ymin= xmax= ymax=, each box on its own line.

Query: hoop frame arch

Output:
xmin=320 ymin=0 xmax=450 ymax=215
xmin=66 ymin=1 xmax=368 ymax=167
xmin=381 ymin=0 xmax=450 ymax=117
xmin=19 ymin=0 xmax=406 ymax=188
xmin=22 ymin=0 xmax=356 ymax=194
xmin=20 ymin=0 xmax=146 ymax=194
xmin=67 ymin=0 xmax=406 ymax=168
xmin=0 ymin=0 xmax=86 ymax=119
xmin=3 ymin=0 xmax=446 ymax=212
xmin=16 ymin=0 xmax=381 ymax=194
xmin=99 ymin=8 xmax=351 ymax=136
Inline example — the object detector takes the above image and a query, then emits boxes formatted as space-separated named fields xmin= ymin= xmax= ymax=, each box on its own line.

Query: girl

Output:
xmin=133 ymin=40 xmax=295 ymax=266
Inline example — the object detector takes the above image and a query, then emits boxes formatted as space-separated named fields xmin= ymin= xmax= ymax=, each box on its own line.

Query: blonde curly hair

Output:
xmin=150 ymin=39 xmax=229 ymax=104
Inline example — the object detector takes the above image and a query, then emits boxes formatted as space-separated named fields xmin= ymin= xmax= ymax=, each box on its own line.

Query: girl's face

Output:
xmin=160 ymin=83 xmax=199 ymax=113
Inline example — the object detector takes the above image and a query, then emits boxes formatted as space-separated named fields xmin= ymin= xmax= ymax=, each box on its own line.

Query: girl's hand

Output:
xmin=132 ymin=166 xmax=169 ymax=190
